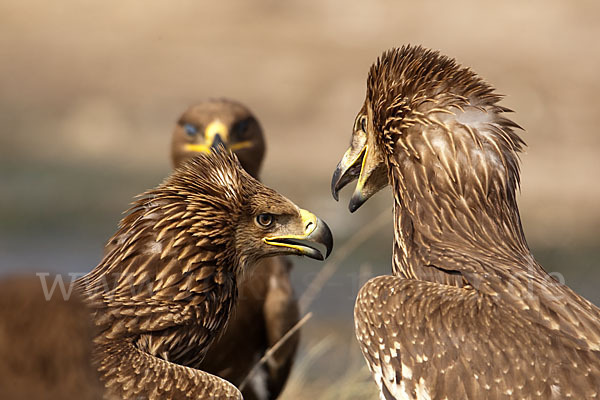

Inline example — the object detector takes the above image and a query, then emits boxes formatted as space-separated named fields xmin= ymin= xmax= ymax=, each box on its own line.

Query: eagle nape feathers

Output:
xmin=332 ymin=45 xmax=600 ymax=398
xmin=77 ymin=149 xmax=333 ymax=399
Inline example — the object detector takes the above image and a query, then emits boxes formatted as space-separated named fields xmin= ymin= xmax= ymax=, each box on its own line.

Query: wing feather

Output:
xmin=355 ymin=275 xmax=600 ymax=399
xmin=97 ymin=341 xmax=242 ymax=400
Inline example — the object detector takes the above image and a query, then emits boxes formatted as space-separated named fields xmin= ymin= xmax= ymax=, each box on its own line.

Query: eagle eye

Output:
xmin=256 ymin=213 xmax=274 ymax=228
xmin=354 ymin=115 xmax=367 ymax=133
xmin=184 ymin=123 xmax=198 ymax=137
xmin=360 ymin=116 xmax=367 ymax=132
xmin=232 ymin=119 xmax=250 ymax=139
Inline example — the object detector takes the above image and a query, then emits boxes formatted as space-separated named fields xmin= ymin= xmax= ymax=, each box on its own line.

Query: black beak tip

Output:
xmin=211 ymin=134 xmax=226 ymax=150
xmin=348 ymin=193 xmax=365 ymax=213
xmin=331 ymin=170 xmax=341 ymax=201
xmin=324 ymin=241 xmax=333 ymax=259
xmin=317 ymin=218 xmax=334 ymax=259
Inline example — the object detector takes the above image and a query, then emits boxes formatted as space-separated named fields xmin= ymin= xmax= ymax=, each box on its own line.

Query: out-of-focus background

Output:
xmin=1 ymin=0 xmax=599 ymax=398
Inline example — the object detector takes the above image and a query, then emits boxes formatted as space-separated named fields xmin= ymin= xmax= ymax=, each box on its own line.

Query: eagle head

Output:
xmin=171 ymin=99 xmax=266 ymax=178
xmin=332 ymin=45 xmax=525 ymax=212
xmin=101 ymin=148 xmax=332 ymax=293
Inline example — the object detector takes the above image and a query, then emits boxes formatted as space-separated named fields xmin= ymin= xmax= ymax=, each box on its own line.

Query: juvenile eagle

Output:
xmin=0 ymin=276 xmax=102 ymax=400
xmin=171 ymin=99 xmax=300 ymax=400
xmin=331 ymin=45 xmax=600 ymax=398
xmin=78 ymin=150 xmax=332 ymax=399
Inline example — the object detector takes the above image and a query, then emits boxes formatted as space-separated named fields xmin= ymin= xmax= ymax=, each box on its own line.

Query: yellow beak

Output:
xmin=184 ymin=120 xmax=253 ymax=153
xmin=263 ymin=209 xmax=334 ymax=260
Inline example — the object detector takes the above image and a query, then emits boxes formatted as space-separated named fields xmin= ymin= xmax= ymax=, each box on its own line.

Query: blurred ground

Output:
xmin=1 ymin=1 xmax=599 ymax=398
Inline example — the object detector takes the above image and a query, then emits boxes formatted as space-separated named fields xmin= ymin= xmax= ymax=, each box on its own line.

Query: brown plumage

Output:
xmin=332 ymin=45 xmax=600 ymax=398
xmin=78 ymin=150 xmax=333 ymax=400
xmin=0 ymin=276 xmax=102 ymax=400
xmin=170 ymin=99 xmax=300 ymax=400
xmin=172 ymin=100 xmax=265 ymax=178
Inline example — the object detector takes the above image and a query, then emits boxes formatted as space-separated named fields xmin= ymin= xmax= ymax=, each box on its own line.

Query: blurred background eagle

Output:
xmin=0 ymin=277 xmax=102 ymax=400
xmin=332 ymin=45 xmax=600 ymax=398
xmin=170 ymin=99 xmax=300 ymax=400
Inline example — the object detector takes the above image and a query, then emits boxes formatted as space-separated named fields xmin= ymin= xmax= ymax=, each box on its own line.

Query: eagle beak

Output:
xmin=331 ymin=145 xmax=366 ymax=201
xmin=184 ymin=143 xmax=211 ymax=154
xmin=184 ymin=121 xmax=254 ymax=154
xmin=264 ymin=209 xmax=333 ymax=261
xmin=331 ymin=144 xmax=387 ymax=213
xmin=229 ymin=141 xmax=253 ymax=151
xmin=184 ymin=120 xmax=230 ymax=154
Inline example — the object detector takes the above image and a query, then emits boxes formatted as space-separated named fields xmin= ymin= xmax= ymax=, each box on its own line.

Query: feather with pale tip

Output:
xmin=332 ymin=45 xmax=600 ymax=399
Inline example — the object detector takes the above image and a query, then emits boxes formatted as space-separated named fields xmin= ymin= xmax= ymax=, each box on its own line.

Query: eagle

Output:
xmin=171 ymin=99 xmax=300 ymax=400
xmin=0 ymin=276 xmax=103 ymax=400
xmin=77 ymin=149 xmax=333 ymax=399
xmin=331 ymin=45 xmax=600 ymax=399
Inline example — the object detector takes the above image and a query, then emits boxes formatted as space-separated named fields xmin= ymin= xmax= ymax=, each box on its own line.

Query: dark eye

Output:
xmin=360 ymin=116 xmax=367 ymax=132
xmin=184 ymin=123 xmax=198 ymax=137
xmin=256 ymin=213 xmax=274 ymax=227
xmin=232 ymin=119 xmax=250 ymax=139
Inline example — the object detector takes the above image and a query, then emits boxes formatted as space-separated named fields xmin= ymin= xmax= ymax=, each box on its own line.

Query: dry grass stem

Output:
xmin=299 ymin=208 xmax=391 ymax=313
xmin=239 ymin=312 xmax=313 ymax=391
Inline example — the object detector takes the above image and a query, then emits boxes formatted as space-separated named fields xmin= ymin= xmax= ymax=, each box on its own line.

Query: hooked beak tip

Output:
xmin=348 ymin=190 xmax=366 ymax=213
xmin=331 ymin=178 xmax=340 ymax=202
xmin=313 ymin=218 xmax=334 ymax=259
xmin=331 ymin=165 xmax=345 ymax=202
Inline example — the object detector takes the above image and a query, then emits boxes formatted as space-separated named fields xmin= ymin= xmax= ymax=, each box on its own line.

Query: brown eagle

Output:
xmin=78 ymin=149 xmax=332 ymax=399
xmin=0 ymin=276 xmax=102 ymax=400
xmin=331 ymin=45 xmax=600 ymax=398
xmin=171 ymin=99 xmax=300 ymax=400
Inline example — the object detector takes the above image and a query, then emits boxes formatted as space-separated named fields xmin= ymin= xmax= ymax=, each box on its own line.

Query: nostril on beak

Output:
xmin=305 ymin=221 xmax=314 ymax=232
